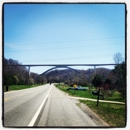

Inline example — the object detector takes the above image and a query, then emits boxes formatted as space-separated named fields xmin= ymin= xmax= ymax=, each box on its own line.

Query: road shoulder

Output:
xmin=72 ymin=98 xmax=109 ymax=126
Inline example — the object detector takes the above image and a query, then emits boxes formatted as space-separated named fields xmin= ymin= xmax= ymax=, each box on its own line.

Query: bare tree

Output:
xmin=28 ymin=78 xmax=34 ymax=85
xmin=13 ymin=76 xmax=19 ymax=85
xmin=113 ymin=52 xmax=122 ymax=64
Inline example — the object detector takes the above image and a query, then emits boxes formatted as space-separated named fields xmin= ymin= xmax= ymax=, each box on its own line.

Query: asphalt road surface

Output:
xmin=4 ymin=84 xmax=107 ymax=127
xmin=37 ymin=84 xmax=98 ymax=127
xmin=4 ymin=84 xmax=52 ymax=127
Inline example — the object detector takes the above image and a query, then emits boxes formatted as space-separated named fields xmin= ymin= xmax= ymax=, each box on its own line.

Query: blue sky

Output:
xmin=4 ymin=3 xmax=125 ymax=74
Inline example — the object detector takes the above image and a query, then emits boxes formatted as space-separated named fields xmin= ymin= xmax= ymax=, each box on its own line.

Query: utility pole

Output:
xmin=97 ymin=88 xmax=100 ymax=106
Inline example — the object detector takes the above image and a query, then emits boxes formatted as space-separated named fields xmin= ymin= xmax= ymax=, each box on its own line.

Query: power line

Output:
xmin=4 ymin=42 xmax=124 ymax=52
xmin=4 ymin=36 xmax=125 ymax=46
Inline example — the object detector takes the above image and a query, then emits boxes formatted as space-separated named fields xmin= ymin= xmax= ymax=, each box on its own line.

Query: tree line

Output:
xmin=3 ymin=58 xmax=47 ymax=91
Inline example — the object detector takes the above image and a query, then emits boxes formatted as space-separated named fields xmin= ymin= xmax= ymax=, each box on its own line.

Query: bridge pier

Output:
xmin=28 ymin=66 xmax=30 ymax=84
xmin=94 ymin=66 xmax=96 ymax=74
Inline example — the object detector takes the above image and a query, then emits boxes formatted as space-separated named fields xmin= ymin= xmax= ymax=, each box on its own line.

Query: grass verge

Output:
xmin=56 ymin=84 xmax=98 ymax=99
xmin=56 ymin=84 xmax=125 ymax=102
xmin=79 ymin=100 xmax=126 ymax=127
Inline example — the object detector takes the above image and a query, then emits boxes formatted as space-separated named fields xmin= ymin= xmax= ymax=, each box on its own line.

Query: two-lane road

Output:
xmin=4 ymin=84 xmax=108 ymax=127
xmin=4 ymin=84 xmax=52 ymax=127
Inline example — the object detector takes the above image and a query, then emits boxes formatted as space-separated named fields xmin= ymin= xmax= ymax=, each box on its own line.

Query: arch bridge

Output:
xmin=7 ymin=64 xmax=118 ymax=78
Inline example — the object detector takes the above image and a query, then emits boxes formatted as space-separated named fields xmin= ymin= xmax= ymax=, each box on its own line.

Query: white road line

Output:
xmin=28 ymin=86 xmax=52 ymax=127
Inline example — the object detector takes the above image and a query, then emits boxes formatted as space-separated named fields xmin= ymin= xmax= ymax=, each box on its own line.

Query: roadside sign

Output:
xmin=73 ymin=84 xmax=77 ymax=88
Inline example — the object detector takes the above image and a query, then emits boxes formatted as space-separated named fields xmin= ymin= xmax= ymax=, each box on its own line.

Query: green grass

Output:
xmin=4 ymin=84 xmax=42 ymax=92
xmin=107 ymin=91 xmax=125 ymax=102
xmin=56 ymin=84 xmax=97 ymax=99
xmin=79 ymin=100 xmax=126 ymax=127
xmin=56 ymin=84 xmax=125 ymax=102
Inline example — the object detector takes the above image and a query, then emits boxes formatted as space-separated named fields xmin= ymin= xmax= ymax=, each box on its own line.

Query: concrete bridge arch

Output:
xmin=38 ymin=66 xmax=80 ymax=77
